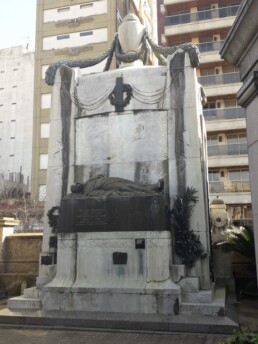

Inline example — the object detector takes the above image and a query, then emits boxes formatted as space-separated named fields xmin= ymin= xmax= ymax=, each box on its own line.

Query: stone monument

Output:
xmin=210 ymin=197 xmax=232 ymax=283
xmin=5 ymin=15 xmax=237 ymax=330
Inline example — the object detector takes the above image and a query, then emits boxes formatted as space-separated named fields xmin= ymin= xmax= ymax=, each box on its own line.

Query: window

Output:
xmin=225 ymin=99 xmax=237 ymax=107
xmin=40 ymin=123 xmax=50 ymax=139
xmin=229 ymin=169 xmax=249 ymax=182
xmin=39 ymin=185 xmax=47 ymax=201
xmin=209 ymin=170 xmax=220 ymax=182
xmin=57 ymin=7 xmax=70 ymax=13
xmin=227 ymin=133 xmax=247 ymax=155
xmin=80 ymin=31 xmax=93 ymax=37
xmin=207 ymin=135 xmax=217 ymax=146
xmin=80 ymin=3 xmax=93 ymax=9
xmin=42 ymin=65 xmax=49 ymax=79
xmin=57 ymin=34 xmax=70 ymax=40
xmin=41 ymin=94 xmax=51 ymax=109
xmin=200 ymin=69 xmax=214 ymax=76
xmin=40 ymin=154 xmax=48 ymax=170
xmin=227 ymin=133 xmax=247 ymax=144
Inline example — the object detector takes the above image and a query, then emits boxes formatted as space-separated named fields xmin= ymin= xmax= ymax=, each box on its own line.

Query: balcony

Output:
xmin=208 ymin=143 xmax=248 ymax=157
xmin=209 ymin=181 xmax=250 ymax=193
xmin=197 ymin=40 xmax=224 ymax=53
xmin=203 ymin=107 xmax=245 ymax=121
xmin=198 ymin=72 xmax=241 ymax=86
xmin=165 ymin=5 xmax=239 ymax=26
xmin=164 ymin=5 xmax=238 ymax=38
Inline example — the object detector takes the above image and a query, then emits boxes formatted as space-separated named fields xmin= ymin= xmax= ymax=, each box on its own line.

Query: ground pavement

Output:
xmin=0 ymin=298 xmax=257 ymax=344
xmin=0 ymin=328 xmax=231 ymax=344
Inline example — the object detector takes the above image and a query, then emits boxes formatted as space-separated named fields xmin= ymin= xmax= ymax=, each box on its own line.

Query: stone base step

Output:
xmin=178 ymin=277 xmax=200 ymax=292
xmin=24 ymin=287 xmax=41 ymax=299
xmin=181 ymin=287 xmax=226 ymax=316
xmin=182 ymin=289 xmax=213 ymax=303
xmin=0 ymin=304 xmax=238 ymax=334
xmin=7 ymin=296 xmax=42 ymax=310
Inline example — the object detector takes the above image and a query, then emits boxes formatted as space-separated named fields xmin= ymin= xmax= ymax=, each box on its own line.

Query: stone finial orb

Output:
xmin=118 ymin=13 xmax=145 ymax=55
xmin=211 ymin=196 xmax=225 ymax=205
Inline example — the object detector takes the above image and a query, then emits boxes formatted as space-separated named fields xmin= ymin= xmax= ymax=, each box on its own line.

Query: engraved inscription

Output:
xmin=76 ymin=209 xmax=106 ymax=226
xmin=81 ymin=240 xmax=134 ymax=248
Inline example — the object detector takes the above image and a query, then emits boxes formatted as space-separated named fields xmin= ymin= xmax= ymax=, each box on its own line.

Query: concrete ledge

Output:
xmin=0 ymin=307 xmax=238 ymax=334
xmin=182 ymin=290 xmax=213 ymax=303
xmin=8 ymin=296 xmax=42 ymax=310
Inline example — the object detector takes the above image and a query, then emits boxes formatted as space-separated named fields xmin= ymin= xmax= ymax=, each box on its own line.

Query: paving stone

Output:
xmin=0 ymin=329 xmax=231 ymax=344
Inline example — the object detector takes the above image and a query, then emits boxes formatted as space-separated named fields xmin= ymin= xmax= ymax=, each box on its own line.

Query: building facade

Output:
xmin=160 ymin=0 xmax=252 ymax=226
xmin=221 ymin=0 xmax=258 ymax=286
xmin=32 ymin=0 xmax=157 ymax=199
xmin=0 ymin=46 xmax=34 ymax=188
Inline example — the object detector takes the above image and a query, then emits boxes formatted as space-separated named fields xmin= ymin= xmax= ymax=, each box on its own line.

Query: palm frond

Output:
xmin=217 ymin=226 xmax=255 ymax=262
xmin=171 ymin=187 xmax=206 ymax=268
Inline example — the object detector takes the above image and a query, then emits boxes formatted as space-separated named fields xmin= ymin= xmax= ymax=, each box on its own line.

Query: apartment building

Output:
xmin=160 ymin=0 xmax=252 ymax=226
xmin=0 ymin=46 xmax=34 ymax=188
xmin=32 ymin=0 xmax=157 ymax=199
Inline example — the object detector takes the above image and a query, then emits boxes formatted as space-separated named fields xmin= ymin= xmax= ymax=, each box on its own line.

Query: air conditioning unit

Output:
xmin=215 ymin=66 xmax=222 ymax=74
xmin=213 ymin=34 xmax=220 ymax=41
xmin=216 ymin=100 xmax=221 ymax=108
xmin=211 ymin=4 xmax=218 ymax=9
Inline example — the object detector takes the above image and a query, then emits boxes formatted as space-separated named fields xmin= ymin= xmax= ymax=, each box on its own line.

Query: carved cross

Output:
xmin=109 ymin=76 xmax=132 ymax=112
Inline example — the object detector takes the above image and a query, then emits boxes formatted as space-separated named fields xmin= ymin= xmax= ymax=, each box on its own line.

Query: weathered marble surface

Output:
xmin=42 ymin=231 xmax=180 ymax=314
xmin=23 ymin=48 xmax=212 ymax=315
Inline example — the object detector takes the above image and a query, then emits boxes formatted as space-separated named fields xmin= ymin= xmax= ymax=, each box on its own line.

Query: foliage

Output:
xmin=0 ymin=180 xmax=26 ymax=199
xmin=216 ymin=226 xmax=255 ymax=263
xmin=218 ymin=329 xmax=258 ymax=344
xmin=0 ymin=181 xmax=44 ymax=231
xmin=47 ymin=206 xmax=60 ymax=233
xmin=171 ymin=187 xmax=207 ymax=268
xmin=13 ymin=196 xmax=44 ymax=231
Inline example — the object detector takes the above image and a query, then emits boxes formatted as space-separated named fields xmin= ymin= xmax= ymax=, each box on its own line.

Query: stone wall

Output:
xmin=0 ymin=231 xmax=42 ymax=296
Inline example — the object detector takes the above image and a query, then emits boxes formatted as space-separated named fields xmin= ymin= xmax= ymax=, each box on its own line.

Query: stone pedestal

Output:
xmin=42 ymin=231 xmax=180 ymax=314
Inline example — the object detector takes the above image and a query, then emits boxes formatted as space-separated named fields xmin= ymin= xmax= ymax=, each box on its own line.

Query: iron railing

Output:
xmin=209 ymin=181 xmax=250 ymax=193
xmin=197 ymin=40 xmax=224 ymax=53
xmin=203 ymin=107 xmax=245 ymax=120
xmin=165 ymin=5 xmax=239 ymax=26
xmin=198 ymin=72 xmax=241 ymax=85
xmin=207 ymin=143 xmax=248 ymax=156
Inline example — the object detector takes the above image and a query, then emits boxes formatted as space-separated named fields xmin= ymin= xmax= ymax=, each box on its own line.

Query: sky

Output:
xmin=0 ymin=0 xmax=37 ymax=50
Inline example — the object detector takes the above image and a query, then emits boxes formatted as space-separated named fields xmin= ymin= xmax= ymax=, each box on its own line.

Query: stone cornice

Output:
xmin=220 ymin=0 xmax=258 ymax=66
xmin=0 ymin=217 xmax=20 ymax=227
xmin=237 ymin=71 xmax=258 ymax=108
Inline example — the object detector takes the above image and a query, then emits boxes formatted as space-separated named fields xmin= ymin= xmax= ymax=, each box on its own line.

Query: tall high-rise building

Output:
xmin=0 ymin=46 xmax=34 ymax=188
xmin=160 ymin=0 xmax=252 ymax=226
xmin=32 ymin=0 xmax=157 ymax=198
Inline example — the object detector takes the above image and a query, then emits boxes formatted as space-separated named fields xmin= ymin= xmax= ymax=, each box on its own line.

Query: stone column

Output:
xmin=167 ymin=51 xmax=211 ymax=289
xmin=37 ymin=66 xmax=77 ymax=287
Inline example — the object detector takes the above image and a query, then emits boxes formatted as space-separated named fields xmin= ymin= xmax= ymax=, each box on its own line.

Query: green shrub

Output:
xmin=218 ymin=329 xmax=258 ymax=344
